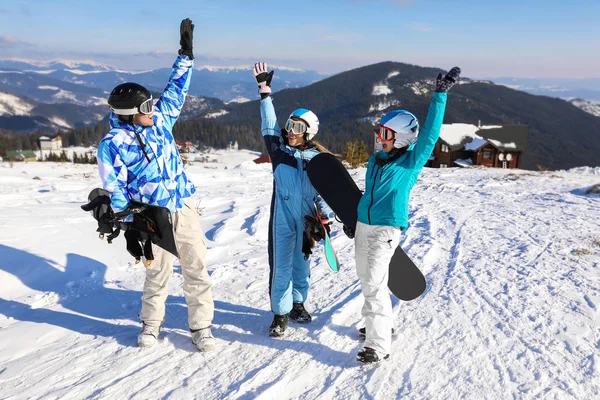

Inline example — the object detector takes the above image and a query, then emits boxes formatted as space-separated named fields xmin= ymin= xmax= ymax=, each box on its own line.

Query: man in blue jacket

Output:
xmin=352 ymin=67 xmax=461 ymax=364
xmin=97 ymin=19 xmax=215 ymax=352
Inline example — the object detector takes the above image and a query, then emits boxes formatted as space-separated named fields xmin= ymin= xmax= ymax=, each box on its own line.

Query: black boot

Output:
xmin=289 ymin=302 xmax=312 ymax=324
xmin=358 ymin=327 xmax=396 ymax=341
xmin=356 ymin=347 xmax=390 ymax=364
xmin=269 ymin=314 xmax=288 ymax=337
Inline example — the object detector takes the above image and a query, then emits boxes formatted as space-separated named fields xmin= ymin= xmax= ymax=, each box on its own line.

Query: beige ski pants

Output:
xmin=140 ymin=199 xmax=214 ymax=330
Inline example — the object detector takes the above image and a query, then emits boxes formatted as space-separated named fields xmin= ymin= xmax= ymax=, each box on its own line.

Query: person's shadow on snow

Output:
xmin=0 ymin=245 xmax=358 ymax=366
xmin=0 ymin=244 xmax=193 ymax=349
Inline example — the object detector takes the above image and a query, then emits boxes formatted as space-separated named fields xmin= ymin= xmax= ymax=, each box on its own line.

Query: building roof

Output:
xmin=476 ymin=125 xmax=528 ymax=152
xmin=438 ymin=123 xmax=528 ymax=152
xmin=6 ymin=150 xmax=37 ymax=159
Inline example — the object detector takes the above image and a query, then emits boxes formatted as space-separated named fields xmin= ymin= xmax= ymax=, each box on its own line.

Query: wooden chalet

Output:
xmin=428 ymin=125 xmax=528 ymax=169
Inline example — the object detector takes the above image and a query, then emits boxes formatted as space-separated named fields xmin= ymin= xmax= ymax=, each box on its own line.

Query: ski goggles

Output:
xmin=137 ymin=98 xmax=154 ymax=115
xmin=109 ymin=97 xmax=154 ymax=116
xmin=375 ymin=125 xmax=395 ymax=142
xmin=284 ymin=118 xmax=308 ymax=136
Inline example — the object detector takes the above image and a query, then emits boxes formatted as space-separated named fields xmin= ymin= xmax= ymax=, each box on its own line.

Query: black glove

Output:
xmin=343 ymin=225 xmax=355 ymax=239
xmin=252 ymin=62 xmax=274 ymax=99
xmin=178 ymin=18 xmax=194 ymax=60
xmin=435 ymin=67 xmax=461 ymax=92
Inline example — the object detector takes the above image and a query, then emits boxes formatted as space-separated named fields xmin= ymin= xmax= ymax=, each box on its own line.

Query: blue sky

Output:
xmin=0 ymin=0 xmax=598 ymax=78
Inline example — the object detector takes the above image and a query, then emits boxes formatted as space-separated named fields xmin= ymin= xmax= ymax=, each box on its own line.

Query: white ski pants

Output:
xmin=140 ymin=199 xmax=214 ymax=330
xmin=355 ymin=221 xmax=402 ymax=355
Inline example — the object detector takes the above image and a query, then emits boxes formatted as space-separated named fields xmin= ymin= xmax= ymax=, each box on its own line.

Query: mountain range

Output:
xmin=1 ymin=58 xmax=599 ymax=170
xmin=0 ymin=59 xmax=327 ymax=103
xmin=210 ymin=62 xmax=600 ymax=170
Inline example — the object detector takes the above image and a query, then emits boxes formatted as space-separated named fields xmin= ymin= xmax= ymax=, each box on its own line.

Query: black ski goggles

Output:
xmin=284 ymin=118 xmax=308 ymax=136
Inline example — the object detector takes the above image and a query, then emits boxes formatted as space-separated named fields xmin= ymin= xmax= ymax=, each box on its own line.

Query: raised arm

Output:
xmin=155 ymin=19 xmax=195 ymax=131
xmin=410 ymin=67 xmax=461 ymax=168
xmin=253 ymin=62 xmax=297 ymax=168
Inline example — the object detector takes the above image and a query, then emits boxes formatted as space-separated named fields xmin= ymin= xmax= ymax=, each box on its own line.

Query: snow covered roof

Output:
xmin=439 ymin=124 xmax=484 ymax=150
xmin=438 ymin=124 xmax=528 ymax=152
xmin=477 ymin=125 xmax=528 ymax=152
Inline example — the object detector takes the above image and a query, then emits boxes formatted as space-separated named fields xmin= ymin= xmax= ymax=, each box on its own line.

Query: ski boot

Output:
xmin=138 ymin=322 xmax=160 ymax=348
xmin=356 ymin=347 xmax=389 ymax=365
xmin=191 ymin=326 xmax=216 ymax=352
xmin=289 ymin=302 xmax=312 ymax=324
xmin=269 ymin=314 xmax=289 ymax=337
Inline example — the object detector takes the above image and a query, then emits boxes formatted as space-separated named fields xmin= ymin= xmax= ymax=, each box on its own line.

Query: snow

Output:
xmin=1 ymin=151 xmax=600 ymax=399
xmin=197 ymin=65 xmax=305 ymax=73
xmin=204 ymin=110 xmax=229 ymax=118
xmin=35 ymin=146 xmax=97 ymax=160
xmin=489 ymin=139 xmax=517 ymax=149
xmin=226 ymin=96 xmax=251 ymax=104
xmin=439 ymin=123 xmax=481 ymax=146
xmin=569 ymin=99 xmax=600 ymax=117
xmin=372 ymin=84 xmax=392 ymax=96
xmin=38 ymin=85 xmax=59 ymax=90
xmin=368 ymin=99 xmax=400 ymax=113
xmin=0 ymin=92 xmax=35 ymax=116
xmin=52 ymin=90 xmax=77 ymax=101
xmin=387 ymin=71 xmax=400 ymax=78
xmin=49 ymin=117 xmax=71 ymax=129
xmin=409 ymin=82 xmax=430 ymax=96
xmin=478 ymin=125 xmax=503 ymax=130
xmin=25 ymin=70 xmax=56 ymax=75
xmin=2 ymin=57 xmax=113 ymax=70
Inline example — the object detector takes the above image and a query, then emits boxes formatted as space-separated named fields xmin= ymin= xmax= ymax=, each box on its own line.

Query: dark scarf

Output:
xmin=374 ymin=147 xmax=408 ymax=167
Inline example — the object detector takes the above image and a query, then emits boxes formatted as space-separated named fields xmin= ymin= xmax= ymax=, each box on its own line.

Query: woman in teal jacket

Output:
xmin=352 ymin=67 xmax=461 ymax=364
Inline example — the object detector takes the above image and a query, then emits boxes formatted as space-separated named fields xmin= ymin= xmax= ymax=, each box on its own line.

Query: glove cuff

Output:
xmin=178 ymin=49 xmax=194 ymax=60
xmin=258 ymin=82 xmax=271 ymax=95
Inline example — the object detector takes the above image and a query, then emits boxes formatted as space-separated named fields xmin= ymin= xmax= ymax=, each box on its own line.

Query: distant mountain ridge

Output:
xmin=213 ymin=61 xmax=600 ymax=170
xmin=0 ymin=59 xmax=328 ymax=102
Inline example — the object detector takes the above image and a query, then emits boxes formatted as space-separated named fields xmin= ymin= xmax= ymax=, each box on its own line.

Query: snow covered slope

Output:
xmin=569 ymin=98 xmax=600 ymax=117
xmin=1 ymin=152 xmax=599 ymax=399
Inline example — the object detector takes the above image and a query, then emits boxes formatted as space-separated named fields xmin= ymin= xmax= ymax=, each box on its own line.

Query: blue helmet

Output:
xmin=380 ymin=110 xmax=419 ymax=148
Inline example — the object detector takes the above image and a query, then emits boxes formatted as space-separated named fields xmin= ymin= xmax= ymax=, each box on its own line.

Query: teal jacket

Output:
xmin=357 ymin=92 xmax=447 ymax=229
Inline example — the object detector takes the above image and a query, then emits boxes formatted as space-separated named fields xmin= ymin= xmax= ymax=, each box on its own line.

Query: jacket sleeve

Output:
xmin=409 ymin=91 xmax=447 ymax=168
xmin=260 ymin=97 xmax=297 ymax=169
xmin=155 ymin=55 xmax=194 ymax=132
xmin=97 ymin=139 xmax=130 ymax=213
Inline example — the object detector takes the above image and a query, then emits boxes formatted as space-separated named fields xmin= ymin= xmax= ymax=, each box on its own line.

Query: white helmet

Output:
xmin=288 ymin=108 xmax=319 ymax=140
xmin=380 ymin=110 xmax=420 ymax=148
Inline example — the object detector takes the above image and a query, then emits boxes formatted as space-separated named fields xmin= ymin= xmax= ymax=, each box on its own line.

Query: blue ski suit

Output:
xmin=260 ymin=97 xmax=334 ymax=315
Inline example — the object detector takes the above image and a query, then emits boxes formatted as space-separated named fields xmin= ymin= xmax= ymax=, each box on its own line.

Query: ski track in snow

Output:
xmin=1 ymin=154 xmax=600 ymax=399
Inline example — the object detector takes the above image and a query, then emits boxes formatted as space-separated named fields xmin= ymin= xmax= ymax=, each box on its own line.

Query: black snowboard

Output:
xmin=307 ymin=153 xmax=426 ymax=301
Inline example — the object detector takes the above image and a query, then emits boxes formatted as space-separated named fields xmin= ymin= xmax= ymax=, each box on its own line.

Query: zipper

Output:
xmin=367 ymin=164 xmax=379 ymax=224
xmin=134 ymin=125 xmax=176 ymax=211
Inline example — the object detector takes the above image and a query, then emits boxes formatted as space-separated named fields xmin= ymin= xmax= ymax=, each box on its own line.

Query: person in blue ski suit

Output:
xmin=96 ymin=19 xmax=216 ymax=352
xmin=346 ymin=67 xmax=461 ymax=364
xmin=252 ymin=62 xmax=335 ymax=337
